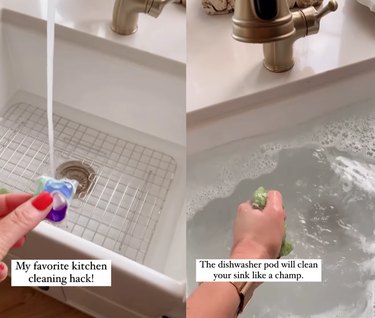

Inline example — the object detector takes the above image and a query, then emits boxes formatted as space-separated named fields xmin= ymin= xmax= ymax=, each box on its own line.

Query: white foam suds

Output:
xmin=330 ymin=156 xmax=375 ymax=195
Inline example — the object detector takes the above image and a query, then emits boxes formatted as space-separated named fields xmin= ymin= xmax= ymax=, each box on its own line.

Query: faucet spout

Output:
xmin=147 ymin=0 xmax=175 ymax=18
xmin=112 ymin=0 xmax=174 ymax=35
xmin=233 ymin=0 xmax=338 ymax=72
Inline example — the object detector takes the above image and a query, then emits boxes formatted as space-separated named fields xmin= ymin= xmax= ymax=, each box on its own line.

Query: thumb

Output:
xmin=264 ymin=190 xmax=285 ymax=218
xmin=0 ymin=192 xmax=53 ymax=260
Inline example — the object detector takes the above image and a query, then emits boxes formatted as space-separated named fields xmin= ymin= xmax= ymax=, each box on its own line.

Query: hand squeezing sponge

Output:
xmin=252 ymin=187 xmax=293 ymax=257
xmin=35 ymin=176 xmax=78 ymax=222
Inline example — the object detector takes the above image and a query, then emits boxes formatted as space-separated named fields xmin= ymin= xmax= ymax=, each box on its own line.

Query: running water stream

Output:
xmin=47 ymin=0 xmax=56 ymax=177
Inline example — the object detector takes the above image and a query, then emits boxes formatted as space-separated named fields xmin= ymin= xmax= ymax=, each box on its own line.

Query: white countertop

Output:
xmin=187 ymin=0 xmax=375 ymax=116
xmin=0 ymin=0 xmax=186 ymax=64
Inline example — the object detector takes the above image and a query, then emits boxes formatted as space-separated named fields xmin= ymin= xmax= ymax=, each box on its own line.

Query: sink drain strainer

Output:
xmin=56 ymin=161 xmax=95 ymax=198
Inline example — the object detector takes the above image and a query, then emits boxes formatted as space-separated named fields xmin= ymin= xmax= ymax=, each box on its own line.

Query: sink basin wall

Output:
xmin=188 ymin=59 xmax=375 ymax=154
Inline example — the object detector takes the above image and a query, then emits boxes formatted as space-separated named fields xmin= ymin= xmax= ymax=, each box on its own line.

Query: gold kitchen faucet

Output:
xmin=233 ymin=0 xmax=338 ymax=72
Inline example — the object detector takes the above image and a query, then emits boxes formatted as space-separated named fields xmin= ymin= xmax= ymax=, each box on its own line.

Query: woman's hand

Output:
xmin=187 ymin=191 xmax=286 ymax=318
xmin=231 ymin=191 xmax=285 ymax=260
xmin=0 ymin=192 xmax=53 ymax=282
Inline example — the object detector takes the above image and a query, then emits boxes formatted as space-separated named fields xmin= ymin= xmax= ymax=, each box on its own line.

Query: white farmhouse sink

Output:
xmin=187 ymin=57 xmax=375 ymax=317
xmin=0 ymin=6 xmax=186 ymax=318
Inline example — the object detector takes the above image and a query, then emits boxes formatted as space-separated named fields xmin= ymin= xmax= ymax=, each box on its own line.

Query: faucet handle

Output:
xmin=316 ymin=0 xmax=338 ymax=20
xmin=303 ymin=0 xmax=338 ymax=35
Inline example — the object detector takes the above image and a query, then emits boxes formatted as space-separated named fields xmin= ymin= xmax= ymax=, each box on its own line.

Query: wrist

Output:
xmin=197 ymin=282 xmax=241 ymax=315
xmin=229 ymin=281 xmax=257 ymax=314
xmin=231 ymin=238 xmax=271 ymax=259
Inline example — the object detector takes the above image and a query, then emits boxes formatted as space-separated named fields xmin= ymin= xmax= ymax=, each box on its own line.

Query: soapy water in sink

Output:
xmin=187 ymin=98 xmax=375 ymax=317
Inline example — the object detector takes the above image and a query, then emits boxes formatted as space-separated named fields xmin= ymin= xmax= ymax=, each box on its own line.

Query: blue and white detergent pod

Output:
xmin=35 ymin=176 xmax=78 ymax=222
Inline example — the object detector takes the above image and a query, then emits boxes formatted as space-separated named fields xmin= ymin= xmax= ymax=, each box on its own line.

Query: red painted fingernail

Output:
xmin=0 ymin=263 xmax=4 ymax=271
xmin=32 ymin=192 xmax=53 ymax=211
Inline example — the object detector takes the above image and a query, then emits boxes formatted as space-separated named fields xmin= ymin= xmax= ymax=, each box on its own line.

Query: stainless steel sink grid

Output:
xmin=0 ymin=102 xmax=177 ymax=263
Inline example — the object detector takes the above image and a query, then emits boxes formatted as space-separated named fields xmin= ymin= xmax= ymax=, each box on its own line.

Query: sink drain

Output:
xmin=55 ymin=161 xmax=96 ymax=198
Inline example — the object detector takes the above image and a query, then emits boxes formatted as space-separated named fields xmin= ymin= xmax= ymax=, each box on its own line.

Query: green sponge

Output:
xmin=252 ymin=187 xmax=293 ymax=257
xmin=252 ymin=186 xmax=268 ymax=209
xmin=0 ymin=188 xmax=9 ymax=194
